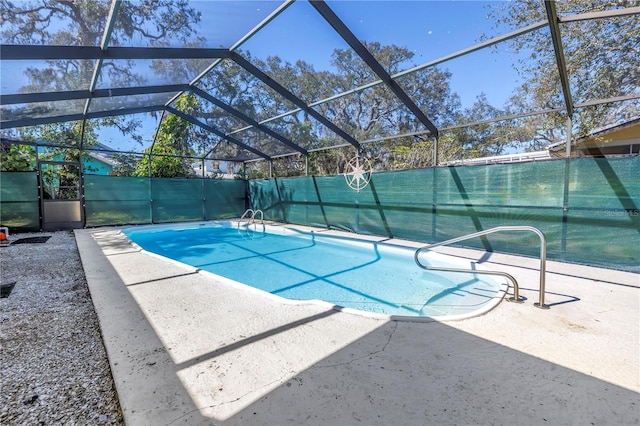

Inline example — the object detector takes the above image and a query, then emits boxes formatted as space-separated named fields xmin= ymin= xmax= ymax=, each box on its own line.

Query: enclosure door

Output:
xmin=39 ymin=161 xmax=83 ymax=231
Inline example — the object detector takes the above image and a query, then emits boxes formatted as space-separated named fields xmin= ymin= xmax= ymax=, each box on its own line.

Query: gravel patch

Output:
xmin=0 ymin=231 xmax=123 ymax=425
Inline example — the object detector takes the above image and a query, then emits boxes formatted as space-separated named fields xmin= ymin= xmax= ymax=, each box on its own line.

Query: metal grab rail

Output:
xmin=253 ymin=209 xmax=264 ymax=224
xmin=240 ymin=208 xmax=255 ymax=221
xmin=238 ymin=209 xmax=264 ymax=229
xmin=414 ymin=226 xmax=548 ymax=309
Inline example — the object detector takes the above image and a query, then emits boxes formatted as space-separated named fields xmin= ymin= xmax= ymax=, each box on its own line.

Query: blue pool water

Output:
xmin=123 ymin=221 xmax=506 ymax=319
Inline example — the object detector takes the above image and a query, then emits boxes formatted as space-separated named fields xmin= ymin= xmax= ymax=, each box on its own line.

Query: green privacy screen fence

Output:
xmin=1 ymin=157 xmax=637 ymax=271
xmin=249 ymin=157 xmax=639 ymax=272
xmin=83 ymin=176 xmax=246 ymax=227
xmin=0 ymin=171 xmax=40 ymax=231
xmin=0 ymin=173 xmax=246 ymax=230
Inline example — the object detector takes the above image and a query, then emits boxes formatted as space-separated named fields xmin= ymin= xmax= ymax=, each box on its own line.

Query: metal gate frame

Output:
xmin=38 ymin=160 xmax=84 ymax=231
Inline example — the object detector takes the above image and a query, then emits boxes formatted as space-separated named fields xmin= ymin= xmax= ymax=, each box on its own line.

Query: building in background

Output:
xmin=549 ymin=117 xmax=640 ymax=157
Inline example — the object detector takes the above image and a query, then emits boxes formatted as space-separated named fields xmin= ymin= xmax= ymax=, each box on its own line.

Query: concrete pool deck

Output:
xmin=75 ymin=225 xmax=639 ymax=425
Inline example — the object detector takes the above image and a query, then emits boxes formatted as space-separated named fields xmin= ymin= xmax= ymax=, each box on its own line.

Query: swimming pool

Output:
xmin=123 ymin=221 xmax=508 ymax=320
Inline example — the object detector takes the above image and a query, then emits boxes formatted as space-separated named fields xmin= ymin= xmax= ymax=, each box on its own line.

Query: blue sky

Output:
xmin=242 ymin=1 xmax=524 ymax=107
xmin=1 ymin=1 xmax=536 ymax=154
xmin=98 ymin=1 xmax=528 ymax=152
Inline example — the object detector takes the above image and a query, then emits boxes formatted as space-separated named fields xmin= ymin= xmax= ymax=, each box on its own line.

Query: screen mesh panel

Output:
xmin=84 ymin=175 xmax=151 ymax=226
xmin=564 ymin=157 xmax=639 ymax=268
xmin=1 ymin=157 xmax=636 ymax=271
xmin=0 ymin=172 xmax=39 ymax=231
xmin=84 ymin=175 xmax=246 ymax=226
xmin=151 ymin=179 xmax=206 ymax=223
xmin=248 ymin=157 xmax=639 ymax=272
xmin=204 ymin=179 xmax=246 ymax=220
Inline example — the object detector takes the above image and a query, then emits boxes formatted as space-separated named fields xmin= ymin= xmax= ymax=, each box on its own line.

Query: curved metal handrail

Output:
xmin=238 ymin=209 xmax=254 ymax=231
xmin=240 ymin=209 xmax=255 ymax=221
xmin=253 ymin=209 xmax=264 ymax=224
xmin=414 ymin=226 xmax=548 ymax=309
xmin=238 ymin=209 xmax=265 ymax=234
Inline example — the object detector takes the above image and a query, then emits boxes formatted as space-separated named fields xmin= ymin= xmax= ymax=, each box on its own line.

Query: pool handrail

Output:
xmin=240 ymin=209 xmax=264 ymax=223
xmin=240 ymin=209 xmax=255 ymax=221
xmin=238 ymin=209 xmax=265 ymax=234
xmin=253 ymin=209 xmax=264 ymax=224
xmin=414 ymin=225 xmax=548 ymax=309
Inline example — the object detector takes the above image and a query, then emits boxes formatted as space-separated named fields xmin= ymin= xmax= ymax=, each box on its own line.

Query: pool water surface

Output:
xmin=123 ymin=221 xmax=507 ymax=319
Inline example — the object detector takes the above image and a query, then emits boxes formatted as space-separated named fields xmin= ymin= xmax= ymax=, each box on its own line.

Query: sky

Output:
xmin=2 ymin=1 xmax=532 ymax=154
xmin=242 ymin=1 xmax=524 ymax=107
xmin=98 ymin=1 xmax=528 ymax=153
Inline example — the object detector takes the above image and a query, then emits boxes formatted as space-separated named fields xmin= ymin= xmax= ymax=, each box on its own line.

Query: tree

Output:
xmin=200 ymin=41 xmax=470 ymax=174
xmin=107 ymin=153 xmax=138 ymax=176
xmin=453 ymin=93 xmax=540 ymax=158
xmin=27 ymin=121 xmax=101 ymax=198
xmin=133 ymin=95 xmax=199 ymax=178
xmin=389 ymin=140 xmax=433 ymax=170
xmin=487 ymin=1 xmax=640 ymax=145
xmin=318 ymin=42 xmax=462 ymax=169
xmin=0 ymin=143 xmax=36 ymax=172
xmin=323 ymin=43 xmax=429 ymax=141
xmin=0 ymin=0 xmax=202 ymax=144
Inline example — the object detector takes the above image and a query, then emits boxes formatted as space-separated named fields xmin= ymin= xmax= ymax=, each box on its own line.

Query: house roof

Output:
xmin=548 ymin=117 xmax=640 ymax=155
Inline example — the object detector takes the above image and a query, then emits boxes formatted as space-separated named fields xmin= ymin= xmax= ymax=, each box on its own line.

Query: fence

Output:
xmin=0 ymin=174 xmax=246 ymax=230
xmin=1 ymin=157 xmax=637 ymax=271
xmin=0 ymin=171 xmax=39 ymax=230
xmin=248 ymin=156 xmax=639 ymax=272
xmin=83 ymin=176 xmax=247 ymax=226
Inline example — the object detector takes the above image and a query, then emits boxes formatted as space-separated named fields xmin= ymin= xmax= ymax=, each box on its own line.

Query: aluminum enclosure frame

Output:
xmin=1 ymin=1 xmax=638 ymax=167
